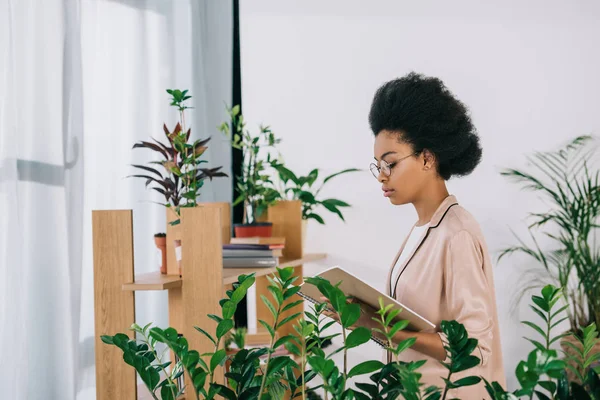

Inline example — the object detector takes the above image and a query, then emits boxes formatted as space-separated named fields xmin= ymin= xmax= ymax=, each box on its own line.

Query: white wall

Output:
xmin=240 ymin=0 xmax=600 ymax=391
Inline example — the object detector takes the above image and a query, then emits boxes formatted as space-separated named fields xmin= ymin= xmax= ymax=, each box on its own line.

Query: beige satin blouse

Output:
xmin=386 ymin=195 xmax=506 ymax=399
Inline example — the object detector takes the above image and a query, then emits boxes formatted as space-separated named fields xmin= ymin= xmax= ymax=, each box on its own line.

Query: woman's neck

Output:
xmin=413 ymin=181 xmax=449 ymax=226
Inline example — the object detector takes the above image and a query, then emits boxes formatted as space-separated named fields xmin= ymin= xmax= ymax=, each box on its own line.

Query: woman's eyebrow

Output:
xmin=374 ymin=151 xmax=397 ymax=161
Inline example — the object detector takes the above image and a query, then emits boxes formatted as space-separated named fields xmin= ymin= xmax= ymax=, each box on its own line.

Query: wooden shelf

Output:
xmin=122 ymin=253 xmax=327 ymax=291
xmin=222 ymin=253 xmax=327 ymax=284
xmin=122 ymin=272 xmax=183 ymax=291
xmin=94 ymin=202 xmax=319 ymax=399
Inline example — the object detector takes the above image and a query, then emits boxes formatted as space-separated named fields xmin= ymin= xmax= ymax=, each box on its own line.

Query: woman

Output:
xmin=348 ymin=72 xmax=505 ymax=398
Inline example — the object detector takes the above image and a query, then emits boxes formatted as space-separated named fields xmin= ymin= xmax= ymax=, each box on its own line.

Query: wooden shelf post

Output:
xmin=255 ymin=200 xmax=304 ymax=339
xmin=92 ymin=210 xmax=137 ymax=400
xmin=180 ymin=206 xmax=225 ymax=389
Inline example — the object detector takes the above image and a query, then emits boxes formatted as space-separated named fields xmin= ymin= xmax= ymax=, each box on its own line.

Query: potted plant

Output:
xmin=130 ymin=89 xmax=228 ymax=273
xmin=102 ymin=267 xmax=600 ymax=399
xmin=153 ymin=232 xmax=167 ymax=274
xmin=219 ymin=105 xmax=281 ymax=238
xmin=273 ymin=164 xmax=360 ymax=242
xmin=498 ymin=135 xmax=600 ymax=379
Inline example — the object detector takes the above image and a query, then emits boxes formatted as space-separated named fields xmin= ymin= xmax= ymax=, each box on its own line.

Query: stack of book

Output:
xmin=222 ymin=237 xmax=285 ymax=268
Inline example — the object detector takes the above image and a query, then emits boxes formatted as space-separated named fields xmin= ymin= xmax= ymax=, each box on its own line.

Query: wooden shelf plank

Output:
xmin=222 ymin=253 xmax=327 ymax=285
xmin=122 ymin=253 xmax=327 ymax=291
xmin=122 ymin=272 xmax=182 ymax=291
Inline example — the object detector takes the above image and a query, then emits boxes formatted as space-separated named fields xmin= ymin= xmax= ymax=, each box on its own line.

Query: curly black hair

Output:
xmin=368 ymin=72 xmax=482 ymax=180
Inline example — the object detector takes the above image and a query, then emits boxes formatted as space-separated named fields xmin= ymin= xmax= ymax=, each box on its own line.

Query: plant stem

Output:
xmin=301 ymin=342 xmax=307 ymax=400
xmin=341 ymin=325 xmax=348 ymax=378
xmin=209 ymin=337 xmax=222 ymax=386
xmin=149 ymin=390 xmax=161 ymax=400
xmin=258 ymin=331 xmax=276 ymax=399
xmin=259 ymin=282 xmax=283 ymax=399
xmin=441 ymin=370 xmax=453 ymax=400
xmin=140 ymin=335 xmax=178 ymax=400
xmin=379 ymin=312 xmax=399 ymax=363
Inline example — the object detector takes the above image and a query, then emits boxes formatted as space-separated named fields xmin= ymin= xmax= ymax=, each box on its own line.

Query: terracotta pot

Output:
xmin=561 ymin=332 xmax=600 ymax=384
xmin=154 ymin=235 xmax=167 ymax=274
xmin=234 ymin=222 xmax=273 ymax=238
xmin=173 ymin=239 xmax=182 ymax=276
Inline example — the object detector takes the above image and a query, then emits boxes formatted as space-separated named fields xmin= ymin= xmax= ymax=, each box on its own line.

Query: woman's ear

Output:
xmin=422 ymin=149 xmax=436 ymax=171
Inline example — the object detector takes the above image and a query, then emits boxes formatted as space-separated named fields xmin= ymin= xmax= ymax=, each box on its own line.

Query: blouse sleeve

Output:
xmin=437 ymin=230 xmax=495 ymax=367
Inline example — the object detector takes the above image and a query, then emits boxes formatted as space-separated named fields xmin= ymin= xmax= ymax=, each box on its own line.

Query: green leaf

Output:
xmin=341 ymin=303 xmax=361 ymax=328
xmin=452 ymin=376 xmax=482 ymax=387
xmin=452 ymin=355 xmax=480 ymax=374
xmin=210 ymin=349 xmax=227 ymax=371
xmin=161 ymin=383 xmax=176 ymax=400
xmin=522 ymin=321 xmax=546 ymax=339
xmin=261 ymin=295 xmax=278 ymax=319
xmin=347 ymin=360 xmax=384 ymax=378
xmin=283 ymin=286 xmax=302 ymax=301
xmin=396 ymin=337 xmax=417 ymax=354
xmin=208 ymin=314 xmax=223 ymax=324
xmin=259 ymin=320 xmax=275 ymax=338
xmin=345 ymin=327 xmax=371 ymax=349
xmin=532 ymin=295 xmax=549 ymax=312
xmin=100 ymin=335 xmax=114 ymax=345
xmin=216 ymin=319 xmax=234 ymax=339
xmin=278 ymin=267 xmax=294 ymax=282
xmin=277 ymin=313 xmax=302 ymax=329
xmin=267 ymin=356 xmax=293 ymax=376
xmin=388 ymin=319 xmax=409 ymax=337
xmin=323 ymin=168 xmax=361 ymax=184
xmin=282 ymin=299 xmax=304 ymax=313
xmin=230 ymin=275 xmax=255 ymax=304
xmin=305 ymin=213 xmax=325 ymax=224
xmin=321 ymin=198 xmax=351 ymax=208
xmin=274 ymin=335 xmax=295 ymax=349
xmin=268 ymin=285 xmax=284 ymax=306
xmin=222 ymin=301 xmax=236 ymax=320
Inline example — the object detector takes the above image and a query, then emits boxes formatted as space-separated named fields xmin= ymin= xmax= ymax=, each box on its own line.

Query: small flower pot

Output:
xmin=173 ymin=239 xmax=182 ymax=276
xmin=234 ymin=222 xmax=273 ymax=238
xmin=154 ymin=233 xmax=167 ymax=274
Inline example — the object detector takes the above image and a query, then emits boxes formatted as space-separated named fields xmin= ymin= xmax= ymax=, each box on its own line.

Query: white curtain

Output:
xmin=0 ymin=1 xmax=233 ymax=398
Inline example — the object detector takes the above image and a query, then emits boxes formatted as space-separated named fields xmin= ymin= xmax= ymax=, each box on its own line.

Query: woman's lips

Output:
xmin=383 ymin=188 xmax=395 ymax=197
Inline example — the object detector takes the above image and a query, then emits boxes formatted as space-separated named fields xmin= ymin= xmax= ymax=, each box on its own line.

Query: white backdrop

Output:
xmin=0 ymin=1 xmax=233 ymax=399
xmin=78 ymin=1 xmax=233 ymax=398
xmin=240 ymin=0 xmax=600 ymax=391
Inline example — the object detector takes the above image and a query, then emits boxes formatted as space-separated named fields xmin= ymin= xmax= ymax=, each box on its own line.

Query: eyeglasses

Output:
xmin=370 ymin=152 xmax=418 ymax=179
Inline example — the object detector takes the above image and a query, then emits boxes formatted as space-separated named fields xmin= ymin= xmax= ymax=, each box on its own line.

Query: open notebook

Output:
xmin=298 ymin=266 xmax=435 ymax=348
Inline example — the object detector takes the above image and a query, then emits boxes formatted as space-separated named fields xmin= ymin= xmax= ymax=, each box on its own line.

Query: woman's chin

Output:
xmin=388 ymin=194 xmax=409 ymax=206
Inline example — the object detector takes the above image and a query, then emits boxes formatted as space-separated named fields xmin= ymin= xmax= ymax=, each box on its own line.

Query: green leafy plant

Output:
xmin=349 ymin=300 xmax=482 ymax=400
xmin=130 ymin=89 xmax=228 ymax=225
xmin=482 ymin=285 xmax=600 ymax=400
xmin=104 ymin=273 xmax=600 ymax=399
xmin=102 ymin=273 xmax=256 ymax=400
xmin=498 ymin=135 xmax=600 ymax=334
xmin=101 ymin=323 xmax=184 ymax=400
xmin=255 ymin=267 xmax=303 ymax=398
xmin=225 ymin=328 xmax=247 ymax=351
xmin=219 ymin=105 xmax=281 ymax=225
xmin=562 ymin=323 xmax=600 ymax=387
xmin=274 ymin=164 xmax=360 ymax=224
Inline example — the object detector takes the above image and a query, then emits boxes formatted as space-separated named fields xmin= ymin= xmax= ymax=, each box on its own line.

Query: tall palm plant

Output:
xmin=499 ymin=135 xmax=600 ymax=334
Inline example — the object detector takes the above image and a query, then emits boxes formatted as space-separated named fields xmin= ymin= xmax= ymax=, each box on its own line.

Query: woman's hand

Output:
xmin=320 ymin=296 xmax=380 ymax=331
